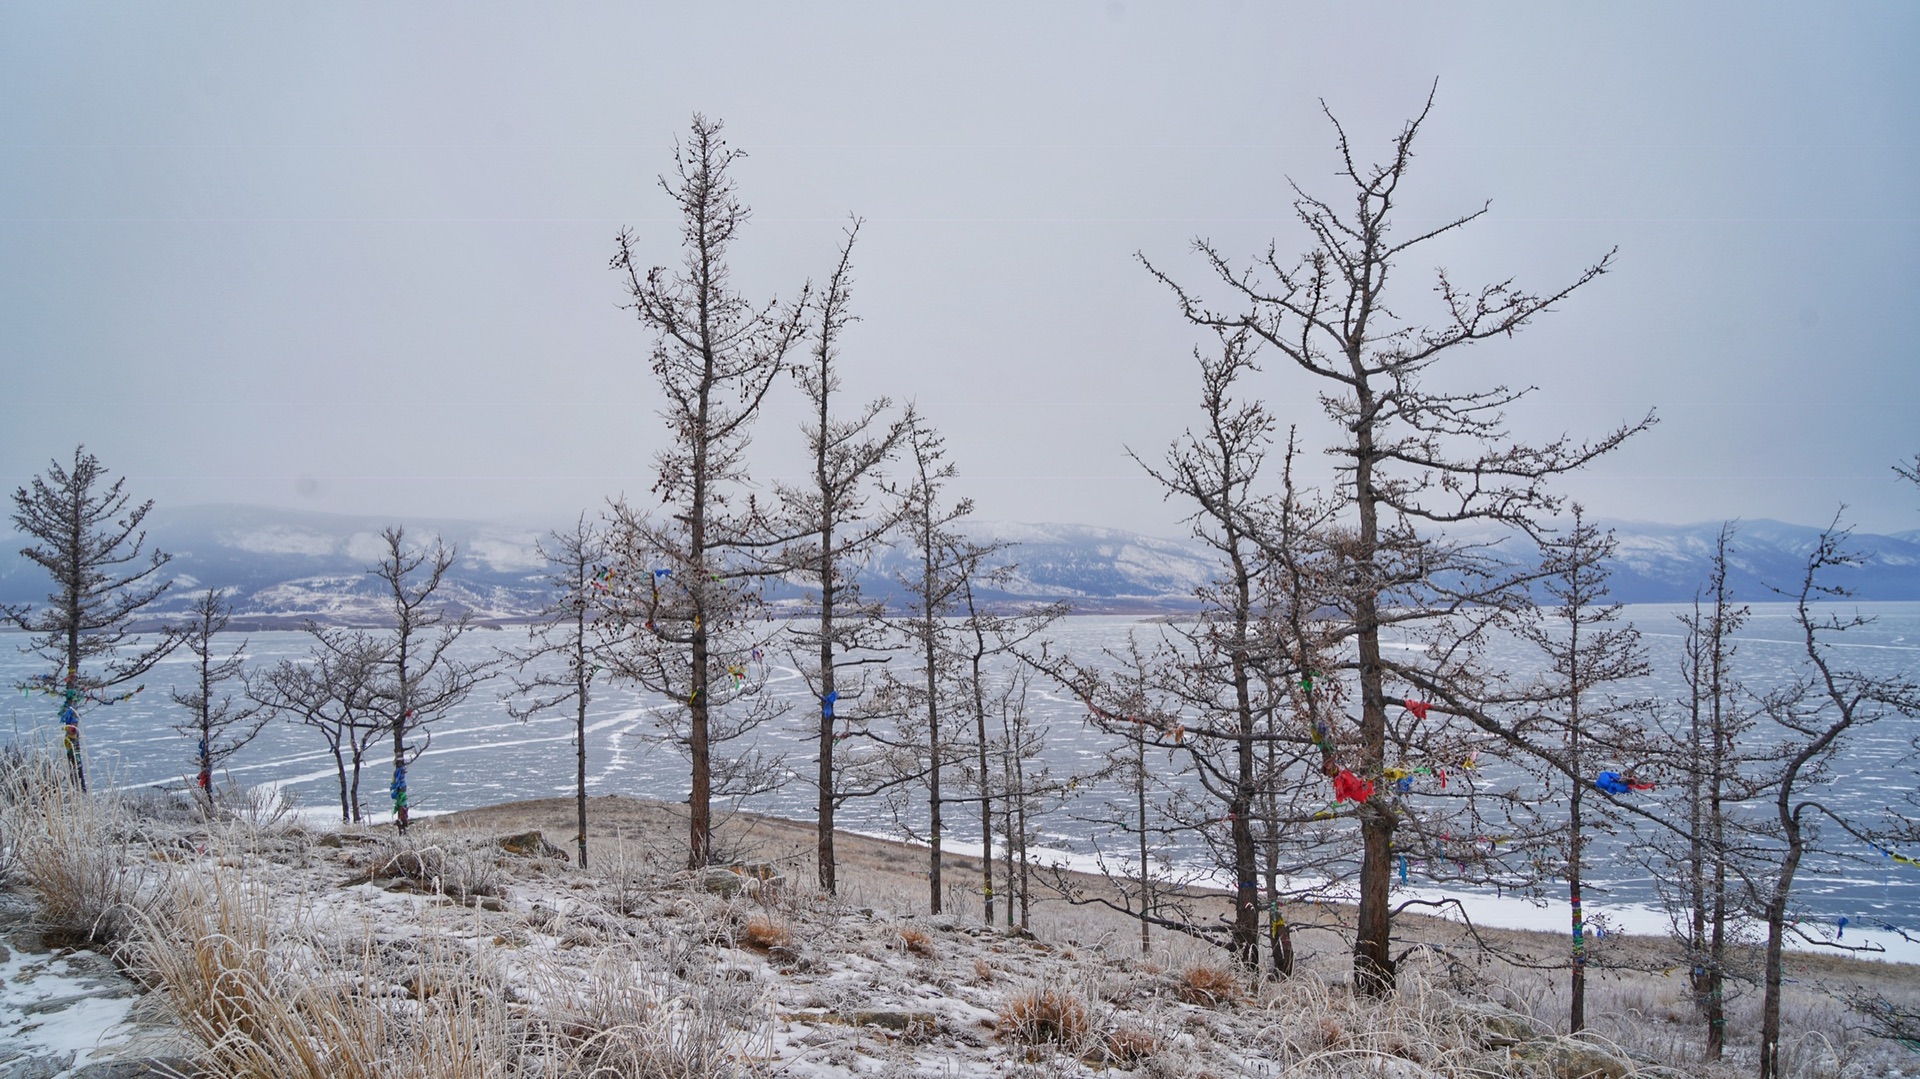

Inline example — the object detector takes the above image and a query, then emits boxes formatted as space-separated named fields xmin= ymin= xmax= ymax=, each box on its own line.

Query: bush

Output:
xmin=355 ymin=833 xmax=506 ymax=901
xmin=3 ymin=749 xmax=142 ymax=944
xmin=739 ymin=915 xmax=791 ymax=951
xmin=130 ymin=870 xmax=520 ymax=1079
xmin=1176 ymin=962 xmax=1241 ymax=1007
xmin=1103 ymin=1025 xmax=1161 ymax=1063
xmin=898 ymin=925 xmax=937 ymax=958
xmin=998 ymin=985 xmax=1094 ymax=1046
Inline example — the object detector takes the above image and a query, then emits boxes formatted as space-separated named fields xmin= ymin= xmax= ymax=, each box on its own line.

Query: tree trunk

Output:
xmin=690 ymin=628 xmax=712 ymax=868
xmin=1351 ymin=398 xmax=1396 ymax=997
xmin=1137 ymin=729 xmax=1151 ymax=955
xmin=575 ymin=642 xmax=590 ymax=870
xmin=972 ymin=644 xmax=994 ymax=925
xmin=332 ymin=745 xmax=350 ymax=823
xmin=816 ymin=575 xmax=837 ymax=893
xmin=1758 ymin=822 xmax=1802 ymax=1079
xmin=1569 ymin=788 xmax=1586 ymax=1033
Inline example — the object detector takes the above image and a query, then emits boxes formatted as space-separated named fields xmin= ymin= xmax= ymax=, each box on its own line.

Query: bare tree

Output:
xmin=356 ymin=527 xmax=488 ymax=833
xmin=774 ymin=218 xmax=910 ymax=894
xmin=880 ymin=415 xmax=1000 ymax=914
xmin=1051 ymin=350 xmax=1342 ymax=974
xmin=603 ymin=114 xmax=810 ymax=868
xmin=502 ymin=515 xmax=609 ymax=867
xmin=1053 ymin=635 xmax=1194 ymax=955
xmin=1141 ymin=88 xmax=1653 ymax=994
xmin=1130 ymin=329 xmax=1307 ymax=971
xmin=1645 ymin=523 xmax=1768 ymax=1060
xmin=169 ymin=589 xmax=267 ymax=808
xmin=954 ymin=570 xmax=1067 ymax=927
xmin=1753 ymin=520 xmax=1919 ymax=1079
xmin=252 ymin=630 xmax=386 ymax=823
xmin=5 ymin=446 xmax=181 ymax=787
xmin=1502 ymin=508 xmax=1651 ymax=1032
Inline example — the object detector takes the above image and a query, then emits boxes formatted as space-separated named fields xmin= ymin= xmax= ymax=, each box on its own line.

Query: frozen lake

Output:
xmin=4 ymin=603 xmax=1917 ymax=956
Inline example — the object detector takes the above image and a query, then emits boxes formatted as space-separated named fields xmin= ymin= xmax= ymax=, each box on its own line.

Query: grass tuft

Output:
xmin=998 ymin=984 xmax=1094 ymax=1047
xmin=1177 ymin=962 xmax=1241 ymax=1007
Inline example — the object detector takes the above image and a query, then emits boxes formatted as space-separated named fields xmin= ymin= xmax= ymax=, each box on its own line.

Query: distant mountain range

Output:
xmin=2 ymin=504 xmax=1918 ymax=626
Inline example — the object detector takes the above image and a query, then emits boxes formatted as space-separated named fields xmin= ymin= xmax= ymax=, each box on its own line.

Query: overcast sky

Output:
xmin=3 ymin=3 xmax=1916 ymax=539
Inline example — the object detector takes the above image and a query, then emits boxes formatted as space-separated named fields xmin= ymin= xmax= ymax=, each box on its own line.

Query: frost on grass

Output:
xmin=3 ymin=753 xmax=1918 ymax=1078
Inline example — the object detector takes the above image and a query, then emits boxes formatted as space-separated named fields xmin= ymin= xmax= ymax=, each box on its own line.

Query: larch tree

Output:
xmin=1502 ymin=507 xmax=1652 ymax=1032
xmin=1141 ymin=89 xmax=1652 ymax=994
xmin=953 ymin=567 xmax=1067 ymax=927
xmin=603 ymin=113 xmax=810 ymax=868
xmin=503 ymin=515 xmax=610 ymax=868
xmin=774 ymin=218 xmax=910 ymax=894
xmin=1053 ymin=345 xmax=1338 ymax=975
xmin=1753 ymin=521 xmax=1918 ymax=1079
xmin=1130 ymin=329 xmax=1307 ymax=972
xmin=169 ymin=588 xmax=268 ymax=808
xmin=1052 ymin=635 xmax=1194 ymax=956
xmin=359 ymin=526 xmax=488 ymax=833
xmin=1650 ymin=523 xmax=1768 ymax=1060
xmin=4 ymin=446 xmax=181 ymax=788
xmin=252 ymin=628 xmax=386 ymax=823
xmin=880 ymin=414 xmax=999 ymax=915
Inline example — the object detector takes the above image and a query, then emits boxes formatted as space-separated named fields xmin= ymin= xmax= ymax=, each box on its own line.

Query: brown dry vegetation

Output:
xmin=2 ymin=763 xmax=1917 ymax=1078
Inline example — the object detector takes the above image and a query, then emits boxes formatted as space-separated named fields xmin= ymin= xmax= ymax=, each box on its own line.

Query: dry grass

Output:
xmin=530 ymin=937 xmax=769 ymax=1079
xmin=1 ymin=747 xmax=144 ymax=944
xmin=1102 ymin=1025 xmax=1161 ymax=1063
xmin=1176 ymin=961 xmax=1242 ymax=1007
xmin=898 ymin=924 xmax=937 ymax=958
xmin=998 ymin=984 xmax=1095 ymax=1047
xmin=129 ymin=862 xmax=770 ymax=1079
xmin=127 ymin=869 xmax=519 ymax=1079
xmin=6 ymin=775 xmax=1914 ymax=1079
xmin=352 ymin=832 xmax=507 ymax=900
xmin=738 ymin=914 xmax=791 ymax=951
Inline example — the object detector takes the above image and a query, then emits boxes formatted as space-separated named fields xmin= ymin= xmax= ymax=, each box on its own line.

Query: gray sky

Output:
xmin=3 ymin=3 xmax=1917 ymax=539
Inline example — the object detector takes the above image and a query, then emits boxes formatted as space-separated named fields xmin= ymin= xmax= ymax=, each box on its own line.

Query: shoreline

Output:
xmin=420 ymin=793 xmax=1920 ymax=976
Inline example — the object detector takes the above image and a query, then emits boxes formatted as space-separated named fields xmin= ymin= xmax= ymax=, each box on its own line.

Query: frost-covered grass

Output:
xmin=1 ymin=749 xmax=1916 ymax=1078
xmin=0 ymin=747 xmax=143 ymax=945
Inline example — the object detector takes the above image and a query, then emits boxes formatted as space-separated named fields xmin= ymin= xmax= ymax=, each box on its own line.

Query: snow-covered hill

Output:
xmin=3 ymin=505 xmax=1919 ymax=625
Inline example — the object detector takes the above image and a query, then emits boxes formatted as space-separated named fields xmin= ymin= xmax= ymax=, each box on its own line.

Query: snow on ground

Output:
xmin=3 ymin=794 xmax=1916 ymax=1078
xmin=0 ymin=896 xmax=183 ymax=1077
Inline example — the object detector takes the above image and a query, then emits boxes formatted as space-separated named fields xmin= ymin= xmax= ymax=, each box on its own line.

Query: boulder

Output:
xmin=497 ymin=831 xmax=569 ymax=861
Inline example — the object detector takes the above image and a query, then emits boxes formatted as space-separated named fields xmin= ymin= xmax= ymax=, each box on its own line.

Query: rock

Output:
xmin=835 ymin=1010 xmax=938 ymax=1037
xmin=4 ymin=1054 xmax=73 ymax=1079
xmin=497 ymin=831 xmax=568 ymax=861
xmin=768 ymin=943 xmax=814 ymax=971
xmin=697 ymin=868 xmax=743 ymax=897
xmin=22 ymin=985 xmax=135 ymax=1015
xmin=1539 ymin=1043 xmax=1631 ymax=1079
xmin=1479 ymin=1012 xmax=1540 ymax=1050
xmin=71 ymin=1058 xmax=201 ymax=1078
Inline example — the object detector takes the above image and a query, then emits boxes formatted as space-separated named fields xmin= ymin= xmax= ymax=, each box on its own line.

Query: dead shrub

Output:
xmin=130 ymin=869 xmax=520 ymax=1078
xmin=997 ymin=985 xmax=1093 ymax=1046
xmin=898 ymin=925 xmax=937 ymax=958
xmin=738 ymin=915 xmax=791 ymax=951
xmin=1103 ymin=1025 xmax=1160 ymax=1063
xmin=1176 ymin=962 xmax=1241 ymax=1007
xmin=5 ymin=749 xmax=142 ymax=944
xmin=356 ymin=834 xmax=505 ymax=900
